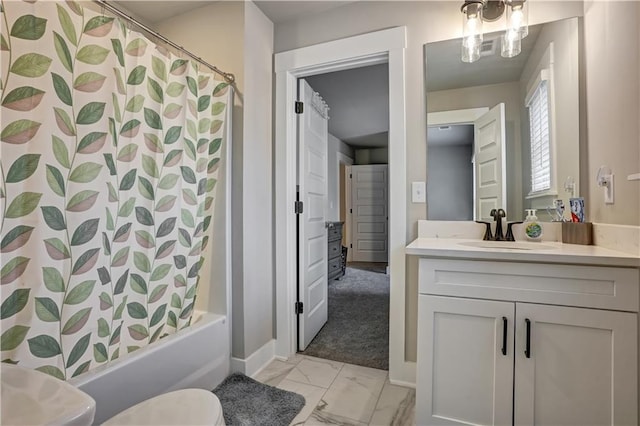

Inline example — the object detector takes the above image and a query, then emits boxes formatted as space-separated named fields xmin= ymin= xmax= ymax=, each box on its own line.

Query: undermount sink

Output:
xmin=458 ymin=240 xmax=557 ymax=251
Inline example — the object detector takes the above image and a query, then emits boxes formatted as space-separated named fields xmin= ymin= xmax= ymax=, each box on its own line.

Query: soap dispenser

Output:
xmin=524 ymin=209 xmax=543 ymax=241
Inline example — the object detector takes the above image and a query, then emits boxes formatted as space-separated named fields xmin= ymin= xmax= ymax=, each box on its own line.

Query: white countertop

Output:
xmin=406 ymin=238 xmax=640 ymax=268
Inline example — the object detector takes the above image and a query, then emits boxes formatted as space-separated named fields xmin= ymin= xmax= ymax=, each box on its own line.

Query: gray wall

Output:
xmin=274 ymin=1 xmax=585 ymax=362
xmin=520 ymin=17 xmax=580 ymax=219
xmin=427 ymin=81 xmax=523 ymax=221
xmin=355 ymin=147 xmax=388 ymax=165
xmin=583 ymin=1 xmax=639 ymax=225
xmin=239 ymin=2 xmax=274 ymax=358
xmin=427 ymin=145 xmax=474 ymax=221
xmin=159 ymin=0 xmax=639 ymax=365
xmin=157 ymin=1 xmax=274 ymax=360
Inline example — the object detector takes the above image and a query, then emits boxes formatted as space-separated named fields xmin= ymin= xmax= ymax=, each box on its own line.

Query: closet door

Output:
xmin=514 ymin=303 xmax=638 ymax=426
xmin=417 ymin=295 xmax=515 ymax=425
xmin=350 ymin=164 xmax=388 ymax=262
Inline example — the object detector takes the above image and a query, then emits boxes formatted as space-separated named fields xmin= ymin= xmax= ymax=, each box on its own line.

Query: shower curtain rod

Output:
xmin=96 ymin=0 xmax=235 ymax=84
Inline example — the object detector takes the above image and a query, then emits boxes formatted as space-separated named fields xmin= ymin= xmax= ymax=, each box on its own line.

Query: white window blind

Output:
xmin=527 ymin=79 xmax=551 ymax=194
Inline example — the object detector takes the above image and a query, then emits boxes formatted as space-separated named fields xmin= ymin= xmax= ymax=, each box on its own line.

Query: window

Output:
xmin=526 ymin=72 xmax=551 ymax=195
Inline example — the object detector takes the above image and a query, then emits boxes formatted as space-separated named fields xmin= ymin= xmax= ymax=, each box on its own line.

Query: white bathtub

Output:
xmin=69 ymin=312 xmax=230 ymax=424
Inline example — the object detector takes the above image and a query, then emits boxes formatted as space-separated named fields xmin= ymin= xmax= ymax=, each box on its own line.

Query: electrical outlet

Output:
xmin=604 ymin=174 xmax=614 ymax=204
xmin=412 ymin=182 xmax=426 ymax=203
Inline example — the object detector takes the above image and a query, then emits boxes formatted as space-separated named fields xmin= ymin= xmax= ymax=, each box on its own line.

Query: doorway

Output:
xmin=348 ymin=164 xmax=389 ymax=264
xmin=274 ymin=26 xmax=411 ymax=383
xmin=427 ymin=124 xmax=474 ymax=220
xmin=296 ymin=68 xmax=391 ymax=369
xmin=427 ymin=106 xmax=508 ymax=221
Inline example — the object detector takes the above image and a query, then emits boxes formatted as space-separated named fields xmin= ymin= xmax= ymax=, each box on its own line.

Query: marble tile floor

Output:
xmin=253 ymin=355 xmax=415 ymax=425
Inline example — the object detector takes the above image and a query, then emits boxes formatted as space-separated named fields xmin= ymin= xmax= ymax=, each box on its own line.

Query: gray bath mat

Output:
xmin=212 ymin=373 xmax=305 ymax=426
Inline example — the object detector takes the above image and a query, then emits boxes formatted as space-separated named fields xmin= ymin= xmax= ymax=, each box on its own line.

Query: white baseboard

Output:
xmin=389 ymin=377 xmax=416 ymax=389
xmin=390 ymin=360 xmax=416 ymax=388
xmin=230 ymin=339 xmax=276 ymax=378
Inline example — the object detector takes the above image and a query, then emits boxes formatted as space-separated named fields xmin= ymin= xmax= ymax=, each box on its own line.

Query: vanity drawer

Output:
xmin=328 ymin=222 xmax=343 ymax=242
xmin=419 ymin=259 xmax=640 ymax=312
xmin=328 ymin=239 xmax=342 ymax=260
xmin=328 ymin=257 xmax=343 ymax=278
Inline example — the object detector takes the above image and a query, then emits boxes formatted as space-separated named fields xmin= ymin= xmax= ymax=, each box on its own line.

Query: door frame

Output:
xmin=274 ymin=26 xmax=410 ymax=383
xmin=427 ymin=107 xmax=488 ymax=220
xmin=337 ymin=153 xmax=353 ymax=260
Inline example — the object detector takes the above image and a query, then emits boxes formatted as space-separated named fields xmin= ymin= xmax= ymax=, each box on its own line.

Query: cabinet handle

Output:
xmin=525 ymin=318 xmax=531 ymax=358
xmin=501 ymin=317 xmax=508 ymax=356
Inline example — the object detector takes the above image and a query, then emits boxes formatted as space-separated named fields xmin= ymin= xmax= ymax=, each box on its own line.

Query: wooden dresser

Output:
xmin=327 ymin=222 xmax=345 ymax=280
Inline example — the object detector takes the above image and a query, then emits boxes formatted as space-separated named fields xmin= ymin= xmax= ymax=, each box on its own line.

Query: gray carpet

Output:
xmin=212 ymin=373 xmax=305 ymax=426
xmin=301 ymin=266 xmax=390 ymax=370
xmin=347 ymin=262 xmax=387 ymax=274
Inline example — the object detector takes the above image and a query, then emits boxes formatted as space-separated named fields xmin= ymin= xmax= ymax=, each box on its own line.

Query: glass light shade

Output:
xmin=462 ymin=40 xmax=481 ymax=63
xmin=501 ymin=28 xmax=522 ymax=58
xmin=507 ymin=0 xmax=528 ymax=38
xmin=461 ymin=2 xmax=483 ymax=63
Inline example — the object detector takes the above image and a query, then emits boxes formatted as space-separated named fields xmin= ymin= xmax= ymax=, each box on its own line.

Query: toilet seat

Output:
xmin=102 ymin=388 xmax=225 ymax=425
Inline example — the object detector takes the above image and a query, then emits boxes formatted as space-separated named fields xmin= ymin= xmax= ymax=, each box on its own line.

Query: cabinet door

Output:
xmin=514 ymin=303 xmax=638 ymax=426
xmin=417 ymin=295 xmax=515 ymax=425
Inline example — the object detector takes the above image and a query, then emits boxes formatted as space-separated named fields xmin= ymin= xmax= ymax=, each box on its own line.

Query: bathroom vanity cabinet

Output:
xmin=413 ymin=256 xmax=640 ymax=426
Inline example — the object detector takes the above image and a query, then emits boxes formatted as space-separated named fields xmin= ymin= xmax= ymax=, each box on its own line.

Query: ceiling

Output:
xmin=426 ymin=24 xmax=542 ymax=92
xmin=427 ymin=125 xmax=474 ymax=148
xmin=306 ymin=64 xmax=389 ymax=148
xmin=111 ymin=1 xmax=210 ymax=24
xmin=254 ymin=1 xmax=356 ymax=24
xmin=112 ymin=1 xmax=356 ymax=25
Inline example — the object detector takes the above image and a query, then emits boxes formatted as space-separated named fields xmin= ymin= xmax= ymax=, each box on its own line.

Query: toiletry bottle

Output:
xmin=524 ymin=209 xmax=543 ymax=241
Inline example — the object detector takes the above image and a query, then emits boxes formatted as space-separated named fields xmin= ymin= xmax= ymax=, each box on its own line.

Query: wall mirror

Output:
xmin=425 ymin=16 xmax=581 ymax=222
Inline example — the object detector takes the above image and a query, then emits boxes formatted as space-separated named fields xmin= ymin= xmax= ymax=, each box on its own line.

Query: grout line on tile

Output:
xmin=327 ymin=361 xmax=345 ymax=389
xmin=366 ymin=373 xmax=390 ymax=424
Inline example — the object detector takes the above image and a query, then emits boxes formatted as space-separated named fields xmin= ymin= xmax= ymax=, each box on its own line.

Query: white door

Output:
xmin=474 ymin=103 xmax=506 ymax=221
xmin=350 ymin=164 xmax=388 ymax=262
xmin=297 ymin=79 xmax=329 ymax=350
xmin=417 ymin=295 xmax=515 ymax=426
xmin=514 ymin=303 xmax=638 ymax=426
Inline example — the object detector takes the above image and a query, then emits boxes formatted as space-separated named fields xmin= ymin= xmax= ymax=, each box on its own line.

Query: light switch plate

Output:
xmin=412 ymin=182 xmax=426 ymax=203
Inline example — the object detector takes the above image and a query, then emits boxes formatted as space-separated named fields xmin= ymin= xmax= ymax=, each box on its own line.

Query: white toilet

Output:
xmin=103 ymin=388 xmax=225 ymax=426
xmin=1 ymin=363 xmax=225 ymax=425
xmin=1 ymin=363 xmax=96 ymax=425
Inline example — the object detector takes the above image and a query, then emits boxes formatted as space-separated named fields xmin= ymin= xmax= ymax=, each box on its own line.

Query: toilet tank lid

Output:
xmin=103 ymin=389 xmax=224 ymax=425
xmin=1 ymin=363 xmax=96 ymax=425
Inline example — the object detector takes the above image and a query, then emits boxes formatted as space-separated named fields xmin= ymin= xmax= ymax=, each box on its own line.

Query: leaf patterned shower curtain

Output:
xmin=0 ymin=0 xmax=230 ymax=379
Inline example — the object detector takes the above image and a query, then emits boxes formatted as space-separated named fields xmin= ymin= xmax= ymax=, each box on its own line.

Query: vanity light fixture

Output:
xmin=461 ymin=0 xmax=529 ymax=63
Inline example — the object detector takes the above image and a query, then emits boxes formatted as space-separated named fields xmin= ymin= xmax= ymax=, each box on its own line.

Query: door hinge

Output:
xmin=349 ymin=173 xmax=352 ymax=179
xmin=295 ymin=101 xmax=304 ymax=114
xmin=295 ymin=301 xmax=304 ymax=314
xmin=294 ymin=201 xmax=304 ymax=214
xmin=350 ymin=244 xmax=353 ymax=248
xmin=349 ymin=208 xmax=352 ymax=214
